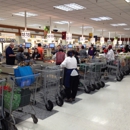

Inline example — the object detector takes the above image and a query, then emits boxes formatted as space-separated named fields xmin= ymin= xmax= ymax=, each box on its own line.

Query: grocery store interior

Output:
xmin=0 ymin=0 xmax=130 ymax=130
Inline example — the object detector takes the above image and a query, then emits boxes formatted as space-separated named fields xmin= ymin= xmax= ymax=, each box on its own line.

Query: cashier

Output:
xmin=6 ymin=43 xmax=15 ymax=65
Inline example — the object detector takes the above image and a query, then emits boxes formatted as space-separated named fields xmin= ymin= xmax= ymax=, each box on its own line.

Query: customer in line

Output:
xmin=52 ymin=48 xmax=66 ymax=65
xmin=32 ymin=48 xmax=41 ymax=60
xmin=6 ymin=43 xmax=16 ymax=65
xmin=16 ymin=47 xmax=27 ymax=64
xmin=106 ymin=45 xmax=115 ymax=62
xmin=79 ymin=46 xmax=87 ymax=63
xmin=60 ymin=50 xmax=79 ymax=102
xmin=37 ymin=43 xmax=44 ymax=60
xmin=88 ymin=44 xmax=96 ymax=58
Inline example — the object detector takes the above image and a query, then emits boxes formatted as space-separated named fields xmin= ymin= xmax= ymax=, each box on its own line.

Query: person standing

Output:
xmin=60 ymin=50 xmax=79 ymax=102
xmin=88 ymin=44 xmax=96 ymax=58
xmin=52 ymin=49 xmax=66 ymax=65
xmin=6 ymin=43 xmax=15 ymax=65
xmin=37 ymin=43 xmax=44 ymax=60
xmin=79 ymin=46 xmax=87 ymax=63
xmin=106 ymin=45 xmax=115 ymax=62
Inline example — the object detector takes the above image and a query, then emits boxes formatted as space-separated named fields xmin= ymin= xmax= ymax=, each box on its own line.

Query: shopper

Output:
xmin=32 ymin=48 xmax=41 ymax=60
xmin=60 ymin=50 xmax=79 ymax=102
xmin=124 ymin=45 xmax=130 ymax=53
xmin=79 ymin=46 xmax=87 ymax=63
xmin=52 ymin=48 xmax=66 ymax=65
xmin=6 ymin=43 xmax=16 ymax=65
xmin=106 ymin=45 xmax=115 ymax=62
xmin=37 ymin=43 xmax=44 ymax=60
xmin=16 ymin=47 xmax=27 ymax=64
xmin=88 ymin=44 xmax=96 ymax=58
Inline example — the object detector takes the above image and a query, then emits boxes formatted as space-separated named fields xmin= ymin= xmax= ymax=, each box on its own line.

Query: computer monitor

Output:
xmin=83 ymin=44 xmax=86 ymax=48
xmin=68 ymin=44 xmax=73 ymax=48
xmin=25 ymin=43 xmax=31 ymax=48
xmin=49 ymin=43 xmax=55 ymax=48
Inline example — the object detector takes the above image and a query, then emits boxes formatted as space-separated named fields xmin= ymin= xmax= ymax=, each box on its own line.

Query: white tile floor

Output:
xmin=17 ymin=76 xmax=130 ymax=130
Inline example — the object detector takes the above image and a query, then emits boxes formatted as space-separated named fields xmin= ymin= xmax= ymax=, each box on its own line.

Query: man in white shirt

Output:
xmin=106 ymin=45 xmax=115 ymax=62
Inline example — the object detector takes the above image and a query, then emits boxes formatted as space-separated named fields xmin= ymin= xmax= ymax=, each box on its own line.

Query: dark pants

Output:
xmin=65 ymin=75 xmax=79 ymax=99
xmin=6 ymin=57 xmax=15 ymax=65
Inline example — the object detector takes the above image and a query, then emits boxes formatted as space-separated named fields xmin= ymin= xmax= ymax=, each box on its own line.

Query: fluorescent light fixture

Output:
xmin=28 ymin=24 xmax=41 ymax=27
xmin=54 ymin=3 xmax=86 ymax=11
xmin=13 ymin=12 xmax=38 ymax=17
xmin=96 ymin=29 xmax=107 ymax=31
xmin=90 ymin=17 xmax=112 ymax=21
xmin=0 ymin=18 xmax=5 ymax=20
xmin=64 ymin=3 xmax=86 ymax=10
xmin=111 ymin=23 xmax=127 ymax=26
xmin=124 ymin=28 xmax=130 ymax=30
xmin=125 ymin=0 xmax=130 ymax=2
xmin=54 ymin=21 xmax=71 ymax=24
xmin=80 ymin=26 xmax=92 ymax=29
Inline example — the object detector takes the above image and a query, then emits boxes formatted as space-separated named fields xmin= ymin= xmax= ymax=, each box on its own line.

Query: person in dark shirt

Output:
xmin=6 ymin=43 xmax=15 ymax=65
xmin=88 ymin=44 xmax=96 ymax=58
xmin=32 ymin=48 xmax=41 ymax=60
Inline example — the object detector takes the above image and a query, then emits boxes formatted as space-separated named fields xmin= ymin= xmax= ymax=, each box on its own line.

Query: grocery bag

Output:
xmin=14 ymin=66 xmax=35 ymax=88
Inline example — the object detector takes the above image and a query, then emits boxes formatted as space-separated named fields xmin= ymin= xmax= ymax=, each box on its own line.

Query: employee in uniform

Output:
xmin=37 ymin=43 xmax=44 ymax=60
xmin=60 ymin=50 xmax=79 ymax=102
xmin=6 ymin=43 xmax=15 ymax=65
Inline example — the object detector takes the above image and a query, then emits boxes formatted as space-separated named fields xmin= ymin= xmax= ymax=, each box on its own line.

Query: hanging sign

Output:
xmin=66 ymin=33 xmax=72 ymax=41
xmin=80 ymin=37 xmax=85 ymax=43
xmin=100 ymin=37 xmax=104 ymax=44
xmin=21 ymin=31 xmax=30 ymax=39
xmin=118 ymin=41 xmax=122 ymax=45
xmin=47 ymin=33 xmax=54 ymax=40
xmin=90 ymin=37 xmax=95 ymax=44
xmin=107 ymin=39 xmax=111 ymax=44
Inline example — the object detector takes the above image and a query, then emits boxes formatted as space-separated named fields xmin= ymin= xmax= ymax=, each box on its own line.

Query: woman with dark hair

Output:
xmin=32 ymin=48 xmax=41 ymax=60
xmin=124 ymin=45 xmax=130 ymax=53
xmin=60 ymin=50 xmax=79 ymax=102
xmin=16 ymin=47 xmax=27 ymax=63
xmin=88 ymin=44 xmax=96 ymax=58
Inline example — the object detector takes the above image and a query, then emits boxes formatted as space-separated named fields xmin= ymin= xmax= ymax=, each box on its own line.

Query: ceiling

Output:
xmin=0 ymin=0 xmax=130 ymax=38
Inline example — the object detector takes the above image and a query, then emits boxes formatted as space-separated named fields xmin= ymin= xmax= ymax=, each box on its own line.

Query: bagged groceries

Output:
xmin=14 ymin=66 xmax=35 ymax=88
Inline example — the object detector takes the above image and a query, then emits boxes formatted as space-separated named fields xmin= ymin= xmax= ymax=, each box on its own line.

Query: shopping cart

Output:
xmin=0 ymin=79 xmax=8 ymax=129
xmin=79 ymin=62 xmax=105 ymax=93
xmin=4 ymin=74 xmax=40 ymax=130
xmin=35 ymin=66 xmax=64 ymax=111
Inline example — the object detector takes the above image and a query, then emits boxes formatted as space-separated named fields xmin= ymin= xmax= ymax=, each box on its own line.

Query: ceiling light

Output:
xmin=13 ymin=12 xmax=38 ymax=17
xmin=125 ymin=0 xmax=130 ymax=2
xmin=91 ymin=17 xmax=112 ymax=21
xmin=111 ymin=23 xmax=127 ymax=26
xmin=64 ymin=3 xmax=86 ymax=10
xmin=29 ymin=24 xmax=41 ymax=27
xmin=124 ymin=28 xmax=130 ymax=30
xmin=0 ymin=18 xmax=5 ymax=20
xmin=80 ymin=26 xmax=93 ymax=29
xmin=54 ymin=3 xmax=86 ymax=11
xmin=54 ymin=21 xmax=71 ymax=24
xmin=96 ymin=29 xmax=107 ymax=31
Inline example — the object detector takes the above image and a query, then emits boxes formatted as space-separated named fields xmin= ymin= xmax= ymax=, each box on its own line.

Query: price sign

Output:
xmin=66 ymin=33 xmax=72 ymax=41
xmin=21 ymin=31 xmax=30 ymax=39
xmin=47 ymin=33 xmax=54 ymax=40
xmin=90 ymin=38 xmax=95 ymax=44
xmin=80 ymin=37 xmax=85 ymax=43
xmin=100 ymin=37 xmax=104 ymax=44
xmin=107 ymin=39 xmax=111 ymax=44
xmin=118 ymin=41 xmax=122 ymax=45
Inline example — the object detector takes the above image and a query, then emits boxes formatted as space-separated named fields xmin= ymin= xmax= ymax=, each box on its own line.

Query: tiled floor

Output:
xmin=17 ymin=76 xmax=130 ymax=130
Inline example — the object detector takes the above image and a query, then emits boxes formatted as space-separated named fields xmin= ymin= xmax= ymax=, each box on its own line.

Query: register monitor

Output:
xmin=25 ymin=43 xmax=31 ymax=48
xmin=49 ymin=43 xmax=55 ymax=48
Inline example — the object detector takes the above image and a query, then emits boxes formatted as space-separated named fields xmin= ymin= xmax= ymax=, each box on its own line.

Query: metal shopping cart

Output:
xmin=35 ymin=66 xmax=64 ymax=111
xmin=0 ymin=79 xmax=8 ymax=130
xmin=4 ymin=74 xmax=40 ymax=130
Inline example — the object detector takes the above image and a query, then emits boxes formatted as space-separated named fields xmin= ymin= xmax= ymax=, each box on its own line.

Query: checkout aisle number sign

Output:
xmin=66 ymin=33 xmax=72 ymax=41
xmin=21 ymin=31 xmax=30 ymax=39
xmin=80 ymin=37 xmax=85 ymax=43
xmin=47 ymin=33 xmax=54 ymax=40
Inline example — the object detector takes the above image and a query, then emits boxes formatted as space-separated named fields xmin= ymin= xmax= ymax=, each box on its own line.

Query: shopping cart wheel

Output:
xmin=45 ymin=100 xmax=53 ymax=111
xmin=31 ymin=114 xmax=38 ymax=124
xmin=91 ymin=84 xmax=96 ymax=91
xmin=116 ymin=76 xmax=122 ymax=81
xmin=95 ymin=83 xmax=101 ymax=90
xmin=56 ymin=97 xmax=64 ymax=107
xmin=0 ymin=119 xmax=8 ymax=130
xmin=84 ymin=88 xmax=91 ymax=93
xmin=100 ymin=81 xmax=105 ymax=88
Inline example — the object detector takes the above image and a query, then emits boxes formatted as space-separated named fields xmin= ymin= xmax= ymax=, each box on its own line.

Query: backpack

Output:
xmin=56 ymin=52 xmax=65 ymax=65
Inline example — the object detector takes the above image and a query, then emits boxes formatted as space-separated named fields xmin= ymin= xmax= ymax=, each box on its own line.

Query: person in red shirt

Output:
xmin=37 ymin=43 xmax=44 ymax=60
